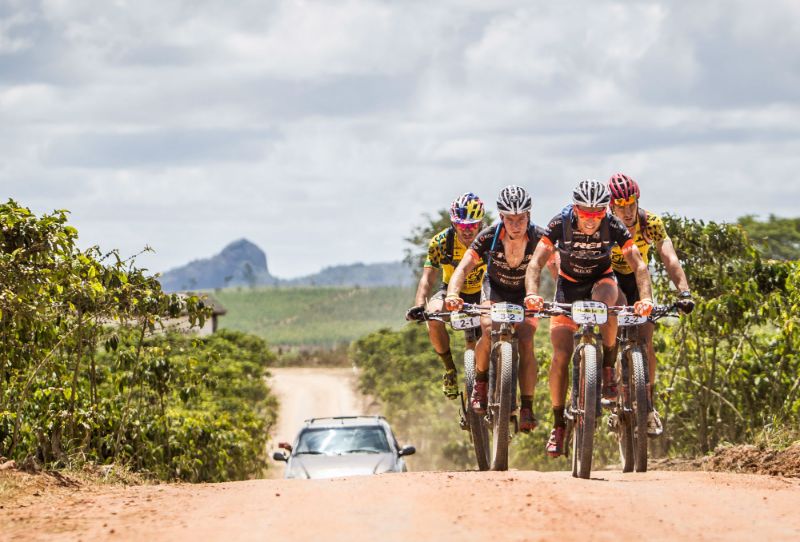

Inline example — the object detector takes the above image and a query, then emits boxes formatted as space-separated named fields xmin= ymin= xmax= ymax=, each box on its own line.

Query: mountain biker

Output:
xmin=607 ymin=173 xmax=695 ymax=435
xmin=523 ymin=179 xmax=654 ymax=457
xmin=444 ymin=185 xmax=556 ymax=433
xmin=406 ymin=192 xmax=487 ymax=399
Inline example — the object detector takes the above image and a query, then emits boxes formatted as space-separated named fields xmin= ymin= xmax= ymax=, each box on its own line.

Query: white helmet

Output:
xmin=497 ymin=185 xmax=532 ymax=214
xmin=572 ymin=179 xmax=610 ymax=207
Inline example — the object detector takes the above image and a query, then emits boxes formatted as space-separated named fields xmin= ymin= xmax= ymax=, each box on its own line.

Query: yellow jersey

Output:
xmin=611 ymin=209 xmax=668 ymax=275
xmin=424 ymin=228 xmax=486 ymax=295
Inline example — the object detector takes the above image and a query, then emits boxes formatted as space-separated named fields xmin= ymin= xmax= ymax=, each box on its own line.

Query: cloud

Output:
xmin=0 ymin=0 xmax=798 ymax=277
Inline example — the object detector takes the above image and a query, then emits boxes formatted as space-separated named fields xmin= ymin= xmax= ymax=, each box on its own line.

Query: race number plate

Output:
xmin=618 ymin=313 xmax=648 ymax=327
xmin=571 ymin=301 xmax=608 ymax=325
xmin=450 ymin=311 xmax=481 ymax=330
xmin=491 ymin=303 xmax=525 ymax=323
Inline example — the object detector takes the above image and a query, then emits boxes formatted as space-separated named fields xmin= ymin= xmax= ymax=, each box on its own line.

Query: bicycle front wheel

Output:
xmin=574 ymin=344 xmax=599 ymax=479
xmin=617 ymin=352 xmax=634 ymax=473
xmin=491 ymin=341 xmax=513 ymax=471
xmin=631 ymin=347 xmax=649 ymax=472
xmin=464 ymin=348 xmax=490 ymax=471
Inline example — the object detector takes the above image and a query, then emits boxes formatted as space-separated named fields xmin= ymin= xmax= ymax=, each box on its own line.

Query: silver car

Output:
xmin=272 ymin=416 xmax=416 ymax=479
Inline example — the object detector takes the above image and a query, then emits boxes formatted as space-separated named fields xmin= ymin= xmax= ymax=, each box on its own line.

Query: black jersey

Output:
xmin=469 ymin=223 xmax=545 ymax=293
xmin=543 ymin=208 xmax=633 ymax=281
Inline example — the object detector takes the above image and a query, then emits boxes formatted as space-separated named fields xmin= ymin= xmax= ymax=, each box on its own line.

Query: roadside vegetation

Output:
xmin=352 ymin=212 xmax=800 ymax=471
xmin=0 ymin=201 xmax=278 ymax=482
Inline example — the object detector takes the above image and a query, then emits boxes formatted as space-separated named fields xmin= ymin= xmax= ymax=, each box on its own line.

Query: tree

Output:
xmin=738 ymin=214 xmax=800 ymax=261
xmin=0 ymin=200 xmax=278 ymax=481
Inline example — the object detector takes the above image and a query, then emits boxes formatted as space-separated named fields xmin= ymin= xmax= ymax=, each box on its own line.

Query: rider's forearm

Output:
xmin=446 ymin=267 xmax=466 ymax=298
xmin=664 ymin=257 xmax=689 ymax=293
xmin=525 ymin=245 xmax=552 ymax=295
xmin=546 ymin=252 xmax=559 ymax=282
xmin=414 ymin=271 xmax=436 ymax=307
xmin=633 ymin=262 xmax=653 ymax=301
xmin=659 ymin=241 xmax=690 ymax=292
xmin=623 ymin=245 xmax=653 ymax=301
xmin=525 ymin=263 xmax=543 ymax=295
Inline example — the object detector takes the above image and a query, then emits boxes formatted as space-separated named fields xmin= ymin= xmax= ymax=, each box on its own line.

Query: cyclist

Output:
xmin=406 ymin=192 xmax=487 ymax=399
xmin=524 ymin=179 xmax=654 ymax=457
xmin=607 ymin=173 xmax=695 ymax=435
xmin=444 ymin=185 xmax=556 ymax=432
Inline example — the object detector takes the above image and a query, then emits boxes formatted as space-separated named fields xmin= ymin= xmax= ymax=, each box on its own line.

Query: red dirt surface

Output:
xmin=703 ymin=443 xmax=800 ymax=477
xmin=2 ymin=469 xmax=799 ymax=542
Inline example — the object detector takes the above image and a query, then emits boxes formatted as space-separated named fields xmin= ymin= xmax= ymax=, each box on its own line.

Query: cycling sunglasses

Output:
xmin=612 ymin=195 xmax=637 ymax=207
xmin=455 ymin=222 xmax=481 ymax=232
xmin=574 ymin=205 xmax=606 ymax=220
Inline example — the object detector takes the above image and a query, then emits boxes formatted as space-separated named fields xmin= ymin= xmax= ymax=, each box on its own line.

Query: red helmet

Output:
xmin=608 ymin=173 xmax=640 ymax=203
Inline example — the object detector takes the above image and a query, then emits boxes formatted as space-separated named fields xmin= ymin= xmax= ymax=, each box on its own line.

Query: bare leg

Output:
xmin=593 ymin=280 xmax=619 ymax=349
xmin=516 ymin=320 xmax=537 ymax=396
xmin=425 ymin=297 xmax=451 ymax=361
xmin=549 ymin=326 xmax=574 ymax=409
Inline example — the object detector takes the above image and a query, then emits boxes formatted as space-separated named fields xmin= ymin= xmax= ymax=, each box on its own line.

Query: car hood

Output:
xmin=287 ymin=453 xmax=398 ymax=479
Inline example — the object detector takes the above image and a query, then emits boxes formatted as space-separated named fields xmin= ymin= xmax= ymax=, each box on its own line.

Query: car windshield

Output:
xmin=295 ymin=426 xmax=391 ymax=455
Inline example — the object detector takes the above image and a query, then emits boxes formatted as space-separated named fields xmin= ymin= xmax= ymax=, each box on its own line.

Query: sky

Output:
xmin=2 ymin=0 xmax=799 ymax=278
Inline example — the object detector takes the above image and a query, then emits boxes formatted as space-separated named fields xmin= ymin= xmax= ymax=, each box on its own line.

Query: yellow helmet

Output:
xmin=450 ymin=192 xmax=485 ymax=224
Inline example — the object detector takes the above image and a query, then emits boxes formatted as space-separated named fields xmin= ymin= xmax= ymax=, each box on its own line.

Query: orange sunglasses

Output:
xmin=574 ymin=205 xmax=606 ymax=219
xmin=612 ymin=194 xmax=637 ymax=207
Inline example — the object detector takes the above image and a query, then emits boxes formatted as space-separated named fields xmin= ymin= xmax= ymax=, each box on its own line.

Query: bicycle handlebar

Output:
xmin=424 ymin=301 xmax=680 ymax=321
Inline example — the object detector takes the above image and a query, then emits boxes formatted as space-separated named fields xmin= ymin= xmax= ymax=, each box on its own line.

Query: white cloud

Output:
xmin=0 ymin=0 xmax=798 ymax=277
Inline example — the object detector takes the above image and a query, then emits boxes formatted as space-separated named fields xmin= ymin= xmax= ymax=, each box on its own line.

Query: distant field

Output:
xmin=212 ymin=286 xmax=415 ymax=347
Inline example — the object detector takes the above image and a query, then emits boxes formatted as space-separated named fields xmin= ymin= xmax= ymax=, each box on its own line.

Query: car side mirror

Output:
xmin=398 ymin=445 xmax=416 ymax=457
xmin=278 ymin=442 xmax=293 ymax=453
xmin=272 ymin=452 xmax=288 ymax=462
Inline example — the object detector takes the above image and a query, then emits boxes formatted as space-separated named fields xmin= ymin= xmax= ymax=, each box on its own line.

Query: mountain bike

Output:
xmin=423 ymin=309 xmax=490 ymax=471
xmin=458 ymin=302 xmax=528 ymax=471
xmin=609 ymin=304 xmax=678 ymax=473
xmin=536 ymin=300 xmax=608 ymax=479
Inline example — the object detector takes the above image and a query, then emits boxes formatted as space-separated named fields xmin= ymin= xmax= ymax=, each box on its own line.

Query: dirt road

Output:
xmin=3 ymin=470 xmax=799 ymax=541
xmin=3 ymin=369 xmax=799 ymax=541
xmin=267 ymin=367 xmax=370 ymax=447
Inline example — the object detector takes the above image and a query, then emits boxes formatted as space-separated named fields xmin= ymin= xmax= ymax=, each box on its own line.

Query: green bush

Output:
xmin=353 ymin=214 xmax=800 ymax=470
xmin=0 ymin=201 xmax=278 ymax=481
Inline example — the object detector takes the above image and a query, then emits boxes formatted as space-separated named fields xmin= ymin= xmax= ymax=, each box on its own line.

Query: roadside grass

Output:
xmin=213 ymin=286 xmax=413 ymax=347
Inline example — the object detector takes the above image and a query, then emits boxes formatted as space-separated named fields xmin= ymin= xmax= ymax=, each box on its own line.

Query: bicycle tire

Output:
xmin=576 ymin=344 xmax=599 ymax=479
xmin=618 ymin=351 xmax=635 ymax=473
xmin=631 ymin=347 xmax=649 ymax=472
xmin=618 ymin=411 xmax=635 ymax=473
xmin=491 ymin=341 xmax=513 ymax=471
xmin=464 ymin=348 xmax=490 ymax=471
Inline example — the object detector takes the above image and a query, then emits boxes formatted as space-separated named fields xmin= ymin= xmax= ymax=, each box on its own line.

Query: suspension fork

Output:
xmin=622 ymin=323 xmax=652 ymax=409
xmin=571 ymin=325 xmax=602 ymax=414
xmin=488 ymin=322 xmax=516 ymax=412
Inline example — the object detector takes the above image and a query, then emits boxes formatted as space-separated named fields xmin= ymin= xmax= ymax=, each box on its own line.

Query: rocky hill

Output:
xmin=159 ymin=239 xmax=277 ymax=292
xmin=159 ymin=239 xmax=415 ymax=291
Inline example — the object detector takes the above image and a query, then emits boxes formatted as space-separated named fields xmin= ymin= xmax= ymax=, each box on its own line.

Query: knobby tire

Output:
xmin=464 ymin=348 xmax=490 ymax=471
xmin=575 ymin=344 xmax=598 ymax=479
xmin=618 ymin=351 xmax=635 ymax=473
xmin=631 ymin=347 xmax=649 ymax=472
xmin=491 ymin=341 xmax=513 ymax=471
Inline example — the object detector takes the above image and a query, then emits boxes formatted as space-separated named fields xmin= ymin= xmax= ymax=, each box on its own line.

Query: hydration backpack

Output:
xmin=441 ymin=227 xmax=457 ymax=266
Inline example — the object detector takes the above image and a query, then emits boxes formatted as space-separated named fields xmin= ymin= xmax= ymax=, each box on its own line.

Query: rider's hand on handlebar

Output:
xmin=524 ymin=294 xmax=545 ymax=311
xmin=444 ymin=294 xmax=463 ymax=311
xmin=676 ymin=291 xmax=695 ymax=314
xmin=405 ymin=305 xmax=426 ymax=322
xmin=634 ymin=298 xmax=654 ymax=317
